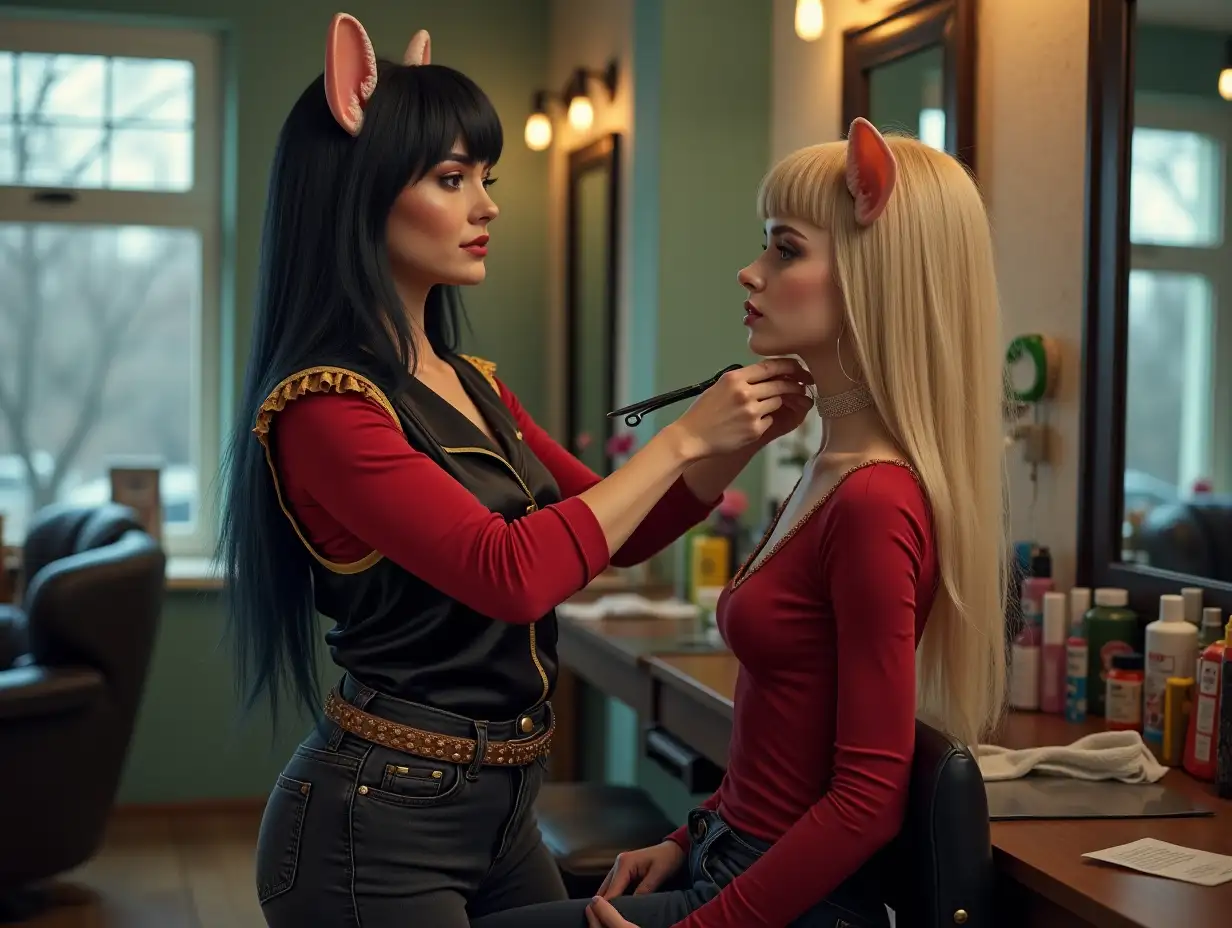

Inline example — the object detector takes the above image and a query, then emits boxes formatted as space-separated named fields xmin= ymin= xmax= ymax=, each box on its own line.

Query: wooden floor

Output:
xmin=11 ymin=807 xmax=265 ymax=928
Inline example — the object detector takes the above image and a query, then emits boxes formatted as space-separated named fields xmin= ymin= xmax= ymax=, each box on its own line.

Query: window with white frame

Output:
xmin=1123 ymin=94 xmax=1231 ymax=520
xmin=0 ymin=18 xmax=221 ymax=557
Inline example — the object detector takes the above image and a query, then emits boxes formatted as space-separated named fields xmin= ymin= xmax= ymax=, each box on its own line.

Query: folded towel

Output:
xmin=557 ymin=593 xmax=700 ymax=621
xmin=975 ymin=730 xmax=1168 ymax=784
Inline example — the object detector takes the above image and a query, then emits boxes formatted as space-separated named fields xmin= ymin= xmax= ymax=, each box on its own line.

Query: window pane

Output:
xmin=17 ymin=53 xmax=105 ymax=121
xmin=111 ymin=58 xmax=194 ymax=126
xmin=0 ymin=223 xmax=201 ymax=545
xmin=0 ymin=53 xmax=12 ymax=117
xmin=1 ymin=52 xmax=195 ymax=192
xmin=22 ymin=124 xmax=106 ymax=187
xmin=1130 ymin=127 xmax=1223 ymax=247
xmin=1123 ymin=269 xmax=1212 ymax=514
xmin=111 ymin=128 xmax=192 ymax=190
xmin=919 ymin=108 xmax=946 ymax=151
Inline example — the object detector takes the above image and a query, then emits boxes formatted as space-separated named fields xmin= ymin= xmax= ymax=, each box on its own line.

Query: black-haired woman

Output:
xmin=220 ymin=15 xmax=812 ymax=928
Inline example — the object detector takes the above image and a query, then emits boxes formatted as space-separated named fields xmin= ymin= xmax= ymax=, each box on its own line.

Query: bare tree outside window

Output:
xmin=0 ymin=51 xmax=201 ymax=543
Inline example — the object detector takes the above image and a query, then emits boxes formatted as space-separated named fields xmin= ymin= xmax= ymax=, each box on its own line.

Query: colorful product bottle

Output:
xmin=1039 ymin=591 xmax=1067 ymax=714
xmin=1084 ymin=588 xmax=1138 ymax=717
xmin=1162 ymin=677 xmax=1194 ymax=767
xmin=1143 ymin=594 xmax=1198 ymax=747
xmin=1199 ymin=608 xmax=1225 ymax=677
xmin=1184 ymin=631 xmax=1225 ymax=782
xmin=1105 ymin=652 xmax=1145 ymax=732
xmin=1218 ymin=620 xmax=1232 ymax=799
xmin=1065 ymin=587 xmax=1092 ymax=722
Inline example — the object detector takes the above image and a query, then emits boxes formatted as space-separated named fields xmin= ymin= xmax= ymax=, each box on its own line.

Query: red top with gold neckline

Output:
xmin=667 ymin=461 xmax=937 ymax=928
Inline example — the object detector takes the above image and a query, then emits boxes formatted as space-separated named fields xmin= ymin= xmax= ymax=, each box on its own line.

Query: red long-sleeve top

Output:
xmin=667 ymin=462 xmax=936 ymax=928
xmin=269 ymin=374 xmax=715 ymax=622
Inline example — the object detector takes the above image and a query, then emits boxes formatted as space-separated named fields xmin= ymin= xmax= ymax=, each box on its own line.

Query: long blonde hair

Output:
xmin=758 ymin=136 xmax=1008 ymax=747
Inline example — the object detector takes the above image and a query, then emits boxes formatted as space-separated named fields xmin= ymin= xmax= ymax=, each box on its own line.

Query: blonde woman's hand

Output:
xmin=585 ymin=897 xmax=642 ymax=928
xmin=669 ymin=358 xmax=813 ymax=459
xmin=596 ymin=840 xmax=685 ymax=899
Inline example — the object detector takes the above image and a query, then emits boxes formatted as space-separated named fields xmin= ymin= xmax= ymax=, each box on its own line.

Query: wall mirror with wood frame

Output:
xmin=842 ymin=0 xmax=977 ymax=169
xmin=564 ymin=133 xmax=621 ymax=476
xmin=1080 ymin=0 xmax=1232 ymax=610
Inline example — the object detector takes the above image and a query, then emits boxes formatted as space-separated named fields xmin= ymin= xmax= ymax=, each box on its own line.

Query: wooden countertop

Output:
xmin=644 ymin=650 xmax=1232 ymax=928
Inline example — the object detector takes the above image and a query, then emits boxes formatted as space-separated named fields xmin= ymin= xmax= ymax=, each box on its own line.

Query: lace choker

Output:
xmin=813 ymin=383 xmax=873 ymax=418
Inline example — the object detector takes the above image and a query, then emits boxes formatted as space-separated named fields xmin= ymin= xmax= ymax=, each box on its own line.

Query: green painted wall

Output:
xmin=4 ymin=0 xmax=552 ymax=803
xmin=587 ymin=0 xmax=772 ymax=811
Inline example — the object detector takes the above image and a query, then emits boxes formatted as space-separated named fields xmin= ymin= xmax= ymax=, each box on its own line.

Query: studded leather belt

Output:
xmin=323 ymin=688 xmax=554 ymax=767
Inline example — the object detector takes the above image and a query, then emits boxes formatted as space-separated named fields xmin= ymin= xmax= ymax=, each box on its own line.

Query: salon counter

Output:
xmin=555 ymin=612 xmax=1232 ymax=928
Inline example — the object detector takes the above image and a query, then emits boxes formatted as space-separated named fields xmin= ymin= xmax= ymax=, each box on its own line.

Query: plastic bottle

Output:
xmin=1070 ymin=587 xmax=1091 ymax=635
xmin=1181 ymin=587 xmax=1203 ymax=627
xmin=1020 ymin=546 xmax=1054 ymax=629
xmin=1040 ymin=591 xmax=1068 ymax=713
xmin=1084 ymin=588 xmax=1138 ymax=717
xmin=1218 ymin=620 xmax=1232 ymax=799
xmin=1184 ymin=633 xmax=1226 ymax=782
xmin=1106 ymin=653 xmax=1145 ymax=732
xmin=1198 ymin=609 xmax=1225 ymax=678
xmin=1144 ymin=594 xmax=1198 ymax=747
xmin=1162 ymin=677 xmax=1194 ymax=766
xmin=1010 ymin=622 xmax=1041 ymax=711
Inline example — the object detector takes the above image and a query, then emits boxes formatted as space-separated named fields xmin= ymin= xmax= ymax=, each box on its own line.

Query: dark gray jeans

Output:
xmin=469 ymin=808 xmax=891 ymax=928
xmin=255 ymin=676 xmax=566 ymax=927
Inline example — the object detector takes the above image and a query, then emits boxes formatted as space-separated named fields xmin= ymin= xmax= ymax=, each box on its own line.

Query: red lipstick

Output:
xmin=462 ymin=233 xmax=489 ymax=257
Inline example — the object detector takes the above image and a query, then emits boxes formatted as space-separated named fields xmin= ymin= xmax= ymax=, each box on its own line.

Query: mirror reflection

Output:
xmin=1121 ymin=0 xmax=1232 ymax=580
xmin=566 ymin=137 xmax=619 ymax=476
xmin=868 ymin=45 xmax=947 ymax=152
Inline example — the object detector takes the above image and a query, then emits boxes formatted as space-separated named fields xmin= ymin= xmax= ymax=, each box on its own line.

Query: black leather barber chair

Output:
xmin=859 ymin=719 xmax=993 ymax=928
xmin=536 ymin=783 xmax=677 ymax=899
xmin=539 ymin=720 xmax=992 ymax=926
xmin=0 ymin=503 xmax=166 ymax=915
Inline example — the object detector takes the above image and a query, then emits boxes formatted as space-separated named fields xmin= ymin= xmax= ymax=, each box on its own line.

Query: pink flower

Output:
xmin=718 ymin=488 xmax=748 ymax=519
xmin=575 ymin=432 xmax=593 ymax=451
xmin=606 ymin=432 xmax=636 ymax=457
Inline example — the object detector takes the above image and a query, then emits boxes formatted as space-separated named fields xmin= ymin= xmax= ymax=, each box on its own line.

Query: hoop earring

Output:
xmin=836 ymin=321 xmax=860 ymax=384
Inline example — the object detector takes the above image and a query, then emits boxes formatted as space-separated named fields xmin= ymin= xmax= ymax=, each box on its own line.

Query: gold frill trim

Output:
xmin=250 ymin=366 xmax=399 ymax=576
xmin=253 ymin=366 xmax=402 ymax=445
xmin=459 ymin=354 xmax=500 ymax=395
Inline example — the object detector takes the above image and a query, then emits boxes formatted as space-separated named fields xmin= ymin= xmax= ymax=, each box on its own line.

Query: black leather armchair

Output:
xmin=0 ymin=502 xmax=166 ymax=899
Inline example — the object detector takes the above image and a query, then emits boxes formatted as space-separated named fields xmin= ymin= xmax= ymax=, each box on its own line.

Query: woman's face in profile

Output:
xmin=385 ymin=142 xmax=499 ymax=290
xmin=737 ymin=216 xmax=844 ymax=359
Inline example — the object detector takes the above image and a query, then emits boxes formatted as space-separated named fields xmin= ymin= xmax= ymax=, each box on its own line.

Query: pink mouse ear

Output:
xmin=324 ymin=13 xmax=378 ymax=136
xmin=845 ymin=117 xmax=898 ymax=226
xmin=403 ymin=30 xmax=431 ymax=66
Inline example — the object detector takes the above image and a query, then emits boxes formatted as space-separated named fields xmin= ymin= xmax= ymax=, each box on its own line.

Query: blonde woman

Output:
xmin=471 ymin=119 xmax=1008 ymax=928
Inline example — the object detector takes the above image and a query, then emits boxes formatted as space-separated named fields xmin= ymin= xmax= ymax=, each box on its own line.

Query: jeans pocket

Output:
xmin=256 ymin=775 xmax=311 ymax=904
xmin=358 ymin=747 xmax=466 ymax=808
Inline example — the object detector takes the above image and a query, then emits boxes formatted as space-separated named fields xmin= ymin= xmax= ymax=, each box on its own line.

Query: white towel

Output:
xmin=556 ymin=593 xmax=700 ymax=621
xmin=975 ymin=730 xmax=1169 ymax=784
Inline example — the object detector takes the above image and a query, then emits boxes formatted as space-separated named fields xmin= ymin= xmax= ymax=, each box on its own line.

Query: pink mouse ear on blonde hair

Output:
xmin=845 ymin=117 xmax=897 ymax=226
xmin=324 ymin=13 xmax=378 ymax=137
xmin=403 ymin=29 xmax=431 ymax=66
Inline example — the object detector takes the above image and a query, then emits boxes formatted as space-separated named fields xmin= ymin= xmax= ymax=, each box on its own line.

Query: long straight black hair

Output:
xmin=219 ymin=60 xmax=504 ymax=726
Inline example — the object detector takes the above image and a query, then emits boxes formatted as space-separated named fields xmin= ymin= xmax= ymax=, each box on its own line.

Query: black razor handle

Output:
xmin=607 ymin=364 xmax=743 ymax=428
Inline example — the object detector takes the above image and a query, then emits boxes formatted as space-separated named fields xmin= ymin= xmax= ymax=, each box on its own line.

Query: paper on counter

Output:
xmin=1082 ymin=838 xmax=1232 ymax=886
xmin=557 ymin=593 xmax=700 ymax=621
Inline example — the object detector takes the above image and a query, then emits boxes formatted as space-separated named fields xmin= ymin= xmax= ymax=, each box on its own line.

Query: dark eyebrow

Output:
xmin=443 ymin=151 xmax=475 ymax=165
xmin=769 ymin=223 xmax=805 ymax=239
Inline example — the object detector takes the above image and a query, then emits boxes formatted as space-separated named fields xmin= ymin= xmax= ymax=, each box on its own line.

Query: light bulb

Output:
xmin=795 ymin=0 xmax=824 ymax=41
xmin=1219 ymin=67 xmax=1232 ymax=102
xmin=524 ymin=112 xmax=552 ymax=151
xmin=567 ymin=95 xmax=594 ymax=131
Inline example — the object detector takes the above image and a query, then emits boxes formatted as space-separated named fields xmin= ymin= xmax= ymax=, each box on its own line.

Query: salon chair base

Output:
xmin=536 ymin=783 xmax=677 ymax=899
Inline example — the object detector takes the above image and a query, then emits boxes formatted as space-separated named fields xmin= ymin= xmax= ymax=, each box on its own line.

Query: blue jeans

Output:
xmin=470 ymin=808 xmax=891 ymax=928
